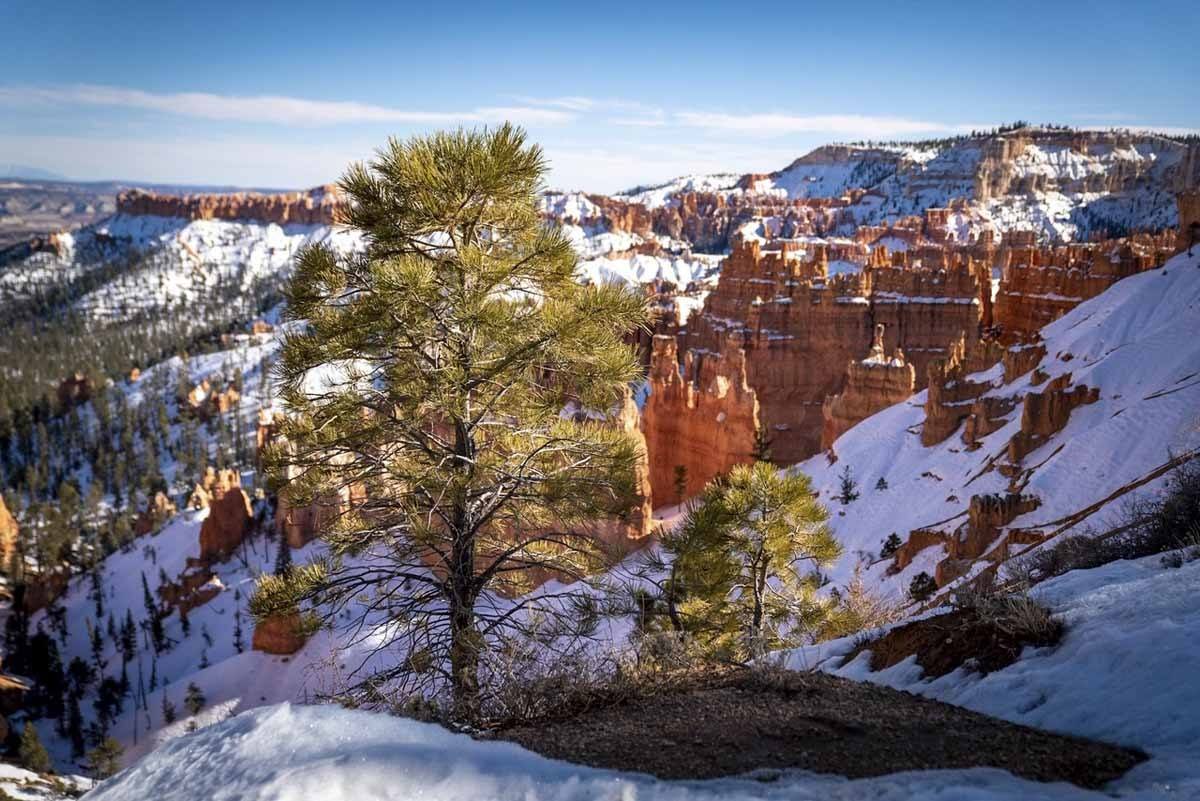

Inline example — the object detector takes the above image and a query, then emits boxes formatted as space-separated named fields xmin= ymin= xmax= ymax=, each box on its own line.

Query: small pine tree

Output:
xmin=67 ymin=693 xmax=85 ymax=758
xmin=179 ymin=609 xmax=191 ymax=639
xmin=233 ymin=600 xmax=245 ymax=654
xmin=161 ymin=694 xmax=177 ymax=724
xmin=663 ymin=462 xmax=841 ymax=660
xmin=837 ymin=465 xmax=860 ymax=505
xmin=274 ymin=533 xmax=292 ymax=577
xmin=85 ymin=737 xmax=124 ymax=780
xmin=19 ymin=722 xmax=52 ymax=774
xmin=880 ymin=533 xmax=903 ymax=559
xmin=909 ymin=571 xmax=938 ymax=603
xmin=184 ymin=682 xmax=205 ymax=716
xmin=750 ymin=424 xmax=772 ymax=463
xmin=672 ymin=465 xmax=688 ymax=506
xmin=875 ymin=476 xmax=888 ymax=491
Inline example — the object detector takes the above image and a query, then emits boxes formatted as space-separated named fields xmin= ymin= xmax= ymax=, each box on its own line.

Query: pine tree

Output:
xmin=67 ymin=693 xmax=86 ymax=759
xmin=18 ymin=722 xmax=52 ymax=774
xmin=252 ymin=125 xmax=647 ymax=720
xmin=141 ymin=572 xmax=165 ymax=653
xmin=909 ymin=571 xmax=938 ymax=603
xmin=179 ymin=608 xmax=190 ymax=639
xmin=880 ymin=533 xmax=903 ymax=559
xmin=672 ymin=465 xmax=689 ymax=506
xmin=184 ymin=682 xmax=205 ymax=716
xmin=120 ymin=610 xmax=137 ymax=663
xmin=837 ymin=464 xmax=860 ymax=505
xmin=233 ymin=592 xmax=245 ymax=654
xmin=875 ymin=476 xmax=888 ymax=491
xmin=273 ymin=532 xmax=292 ymax=577
xmin=84 ymin=737 xmax=124 ymax=779
xmin=663 ymin=462 xmax=841 ymax=660
xmin=160 ymin=693 xmax=177 ymax=724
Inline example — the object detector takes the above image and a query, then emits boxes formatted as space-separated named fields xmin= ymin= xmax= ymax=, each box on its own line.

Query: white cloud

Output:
xmin=674 ymin=111 xmax=976 ymax=138
xmin=0 ymin=85 xmax=575 ymax=127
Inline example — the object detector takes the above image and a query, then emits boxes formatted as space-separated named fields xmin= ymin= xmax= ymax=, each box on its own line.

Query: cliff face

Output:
xmin=821 ymin=324 xmax=916 ymax=451
xmin=642 ymin=335 xmax=759 ymax=504
xmin=992 ymin=232 xmax=1175 ymax=341
xmin=667 ymin=238 xmax=986 ymax=468
xmin=116 ymin=185 xmax=342 ymax=225
xmin=0 ymin=496 xmax=17 ymax=572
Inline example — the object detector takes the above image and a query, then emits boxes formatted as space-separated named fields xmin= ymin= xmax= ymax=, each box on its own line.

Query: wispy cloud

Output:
xmin=673 ymin=111 xmax=976 ymax=138
xmin=0 ymin=84 xmax=575 ymax=126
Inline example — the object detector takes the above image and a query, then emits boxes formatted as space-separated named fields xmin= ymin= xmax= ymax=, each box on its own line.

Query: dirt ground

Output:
xmin=497 ymin=668 xmax=1143 ymax=789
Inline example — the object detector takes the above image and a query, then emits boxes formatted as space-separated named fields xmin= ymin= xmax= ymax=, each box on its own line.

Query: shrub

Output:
xmin=880 ymin=533 xmax=903 ymax=559
xmin=908 ymin=572 xmax=938 ymax=603
xmin=1015 ymin=460 xmax=1200 ymax=583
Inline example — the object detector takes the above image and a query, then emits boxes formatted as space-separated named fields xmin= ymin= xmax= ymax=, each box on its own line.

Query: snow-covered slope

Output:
xmin=785 ymin=552 xmax=1200 ymax=799
xmin=795 ymin=247 xmax=1200 ymax=596
xmin=87 ymin=555 xmax=1200 ymax=799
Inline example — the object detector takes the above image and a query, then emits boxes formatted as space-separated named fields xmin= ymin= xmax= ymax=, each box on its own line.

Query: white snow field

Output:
xmin=84 ymin=551 xmax=1200 ymax=800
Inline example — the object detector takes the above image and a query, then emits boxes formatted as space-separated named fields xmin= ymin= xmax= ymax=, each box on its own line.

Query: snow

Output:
xmin=84 ymin=695 xmax=1180 ymax=801
xmin=796 ymin=247 xmax=1200 ymax=598
xmin=783 ymin=552 xmax=1200 ymax=799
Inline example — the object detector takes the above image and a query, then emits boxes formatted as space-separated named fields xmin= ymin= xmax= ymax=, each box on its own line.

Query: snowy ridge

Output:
xmin=794 ymin=247 xmax=1200 ymax=597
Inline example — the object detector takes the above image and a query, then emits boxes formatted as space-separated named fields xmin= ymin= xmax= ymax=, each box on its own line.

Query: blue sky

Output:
xmin=2 ymin=0 xmax=1196 ymax=193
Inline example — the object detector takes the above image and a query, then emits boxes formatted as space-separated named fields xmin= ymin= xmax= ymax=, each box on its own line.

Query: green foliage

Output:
xmin=909 ymin=571 xmax=938 ymax=603
xmin=255 ymin=125 xmax=648 ymax=718
xmin=184 ymin=682 xmax=205 ymax=716
xmin=662 ymin=462 xmax=841 ymax=660
xmin=880 ymin=533 xmax=903 ymax=559
xmin=837 ymin=465 xmax=860 ymax=505
xmin=84 ymin=737 xmax=124 ymax=779
xmin=19 ymin=722 xmax=52 ymax=774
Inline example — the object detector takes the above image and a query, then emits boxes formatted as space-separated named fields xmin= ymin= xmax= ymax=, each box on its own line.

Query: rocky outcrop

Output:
xmin=56 ymin=372 xmax=92 ymax=410
xmin=1179 ymin=192 xmax=1200 ymax=253
xmin=993 ymin=233 xmax=1174 ymax=342
xmin=921 ymin=334 xmax=1005 ymax=446
xmin=116 ymin=185 xmax=342 ymax=225
xmin=134 ymin=492 xmax=177 ymax=536
xmin=1006 ymin=374 xmax=1099 ymax=463
xmin=675 ymin=239 xmax=987 ymax=466
xmin=642 ymin=335 xmax=759 ymax=503
xmin=252 ymin=612 xmax=309 ymax=655
xmin=186 ymin=379 xmax=240 ymax=420
xmin=0 ymin=496 xmax=17 ymax=571
xmin=198 ymin=472 xmax=253 ymax=562
xmin=821 ymin=324 xmax=915 ymax=450
xmin=158 ymin=565 xmax=223 ymax=615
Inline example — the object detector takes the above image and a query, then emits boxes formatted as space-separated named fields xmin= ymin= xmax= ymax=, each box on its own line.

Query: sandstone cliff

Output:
xmin=117 ymin=185 xmax=342 ymax=225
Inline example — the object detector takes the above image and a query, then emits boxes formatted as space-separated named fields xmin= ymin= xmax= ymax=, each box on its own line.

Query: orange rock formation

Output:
xmin=117 ymin=185 xmax=342 ymax=225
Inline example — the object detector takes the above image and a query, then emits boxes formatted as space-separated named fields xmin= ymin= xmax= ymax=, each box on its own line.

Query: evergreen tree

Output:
xmin=84 ymin=737 xmax=124 ymax=780
xmin=836 ymin=464 xmax=860 ymax=505
xmin=233 ymin=591 xmax=245 ymax=654
xmin=161 ymin=693 xmax=177 ymax=724
xmin=252 ymin=125 xmax=647 ymax=719
xmin=141 ymin=572 xmax=166 ymax=653
xmin=880 ymin=533 xmax=903 ymax=559
xmin=672 ymin=465 xmax=688 ymax=506
xmin=663 ymin=462 xmax=841 ymax=660
xmin=18 ymin=722 xmax=52 ymax=774
xmin=179 ymin=608 xmax=191 ymax=639
xmin=909 ymin=571 xmax=938 ymax=603
xmin=273 ymin=531 xmax=292 ymax=577
xmin=875 ymin=476 xmax=888 ymax=491
xmin=26 ymin=628 xmax=65 ymax=719
xmin=184 ymin=682 xmax=205 ymax=716
xmin=66 ymin=693 xmax=86 ymax=759
xmin=120 ymin=610 xmax=137 ymax=663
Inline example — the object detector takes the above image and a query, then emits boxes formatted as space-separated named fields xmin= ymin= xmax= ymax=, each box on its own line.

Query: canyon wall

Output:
xmin=641 ymin=335 xmax=759 ymax=503
xmin=117 ymin=185 xmax=342 ymax=225
xmin=821 ymin=324 xmax=916 ymax=450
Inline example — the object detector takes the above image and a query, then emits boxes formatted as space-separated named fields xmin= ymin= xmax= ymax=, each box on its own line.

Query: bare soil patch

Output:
xmin=496 ymin=668 xmax=1143 ymax=789
xmin=845 ymin=605 xmax=1063 ymax=677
